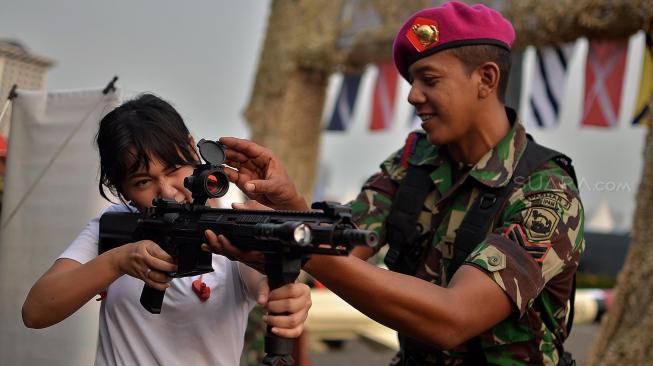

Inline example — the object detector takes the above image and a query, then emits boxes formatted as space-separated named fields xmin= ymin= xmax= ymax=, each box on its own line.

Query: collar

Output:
xmin=469 ymin=108 xmax=527 ymax=188
xmin=407 ymin=107 xmax=527 ymax=189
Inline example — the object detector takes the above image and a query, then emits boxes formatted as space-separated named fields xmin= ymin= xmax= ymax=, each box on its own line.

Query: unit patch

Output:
xmin=523 ymin=207 xmax=559 ymax=241
xmin=503 ymin=224 xmax=552 ymax=263
xmin=525 ymin=192 xmax=570 ymax=210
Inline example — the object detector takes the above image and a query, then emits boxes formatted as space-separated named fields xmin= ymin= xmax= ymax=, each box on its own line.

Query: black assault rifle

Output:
xmin=98 ymin=139 xmax=378 ymax=366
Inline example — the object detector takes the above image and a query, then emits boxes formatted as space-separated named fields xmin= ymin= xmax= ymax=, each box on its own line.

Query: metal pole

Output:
xmin=0 ymin=85 xmax=18 ymax=133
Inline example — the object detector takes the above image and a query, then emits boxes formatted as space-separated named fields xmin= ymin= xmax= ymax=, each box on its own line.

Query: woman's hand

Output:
xmin=258 ymin=281 xmax=311 ymax=338
xmin=23 ymin=240 xmax=177 ymax=329
xmin=113 ymin=240 xmax=177 ymax=290
xmin=218 ymin=137 xmax=309 ymax=211
xmin=203 ymin=198 xmax=312 ymax=338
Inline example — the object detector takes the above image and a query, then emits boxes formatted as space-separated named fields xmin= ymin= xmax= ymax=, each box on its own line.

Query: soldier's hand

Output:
xmin=201 ymin=200 xmax=269 ymax=271
xmin=202 ymin=229 xmax=265 ymax=270
xmin=231 ymin=199 xmax=272 ymax=211
xmin=218 ymin=137 xmax=309 ymax=211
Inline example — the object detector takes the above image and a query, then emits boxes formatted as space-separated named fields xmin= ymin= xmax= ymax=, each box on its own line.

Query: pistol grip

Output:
xmin=140 ymin=284 xmax=166 ymax=314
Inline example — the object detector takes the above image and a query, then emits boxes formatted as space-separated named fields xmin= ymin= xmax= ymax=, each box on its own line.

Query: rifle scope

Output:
xmin=185 ymin=139 xmax=230 ymax=200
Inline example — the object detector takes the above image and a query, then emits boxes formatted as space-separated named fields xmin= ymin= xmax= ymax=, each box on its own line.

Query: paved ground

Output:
xmin=309 ymin=323 xmax=600 ymax=365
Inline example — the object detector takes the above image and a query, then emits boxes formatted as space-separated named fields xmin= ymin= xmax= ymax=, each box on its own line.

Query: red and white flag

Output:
xmin=581 ymin=39 xmax=628 ymax=128
xmin=369 ymin=62 xmax=399 ymax=131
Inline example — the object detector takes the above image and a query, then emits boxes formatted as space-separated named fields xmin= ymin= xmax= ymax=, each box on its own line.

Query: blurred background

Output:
xmin=0 ymin=0 xmax=651 ymax=365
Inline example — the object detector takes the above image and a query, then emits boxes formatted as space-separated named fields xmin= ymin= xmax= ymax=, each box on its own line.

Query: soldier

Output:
xmin=207 ymin=2 xmax=584 ymax=365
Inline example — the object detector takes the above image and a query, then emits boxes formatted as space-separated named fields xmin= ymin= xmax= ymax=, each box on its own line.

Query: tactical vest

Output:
xmin=384 ymin=134 xmax=578 ymax=366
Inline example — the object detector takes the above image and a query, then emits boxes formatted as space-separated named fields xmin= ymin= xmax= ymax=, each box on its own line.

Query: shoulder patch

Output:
xmin=523 ymin=207 xmax=559 ymax=241
xmin=503 ymin=224 xmax=552 ymax=263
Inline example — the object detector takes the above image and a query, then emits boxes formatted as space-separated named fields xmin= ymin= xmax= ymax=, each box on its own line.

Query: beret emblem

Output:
xmin=411 ymin=24 xmax=439 ymax=46
xmin=405 ymin=17 xmax=440 ymax=52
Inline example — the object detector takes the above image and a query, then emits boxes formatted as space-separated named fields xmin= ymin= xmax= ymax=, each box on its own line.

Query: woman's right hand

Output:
xmin=113 ymin=240 xmax=177 ymax=291
xmin=23 ymin=240 xmax=176 ymax=329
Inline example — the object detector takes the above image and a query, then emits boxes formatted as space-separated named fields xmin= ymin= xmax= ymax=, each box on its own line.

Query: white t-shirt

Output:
xmin=59 ymin=204 xmax=257 ymax=366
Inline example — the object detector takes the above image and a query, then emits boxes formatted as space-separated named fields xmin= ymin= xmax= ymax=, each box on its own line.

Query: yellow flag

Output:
xmin=633 ymin=33 xmax=653 ymax=126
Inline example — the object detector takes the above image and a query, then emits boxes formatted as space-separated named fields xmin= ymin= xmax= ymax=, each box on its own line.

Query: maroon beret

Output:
xmin=392 ymin=1 xmax=515 ymax=81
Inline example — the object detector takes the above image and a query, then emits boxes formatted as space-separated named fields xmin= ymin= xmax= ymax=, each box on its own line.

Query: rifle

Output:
xmin=98 ymin=139 xmax=378 ymax=366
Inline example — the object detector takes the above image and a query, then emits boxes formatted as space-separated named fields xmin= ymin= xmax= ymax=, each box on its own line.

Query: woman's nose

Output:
xmin=159 ymin=180 xmax=178 ymax=199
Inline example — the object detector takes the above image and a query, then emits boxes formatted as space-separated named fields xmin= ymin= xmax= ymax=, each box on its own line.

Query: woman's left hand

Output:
xmin=202 ymin=199 xmax=312 ymax=337
xmin=257 ymin=280 xmax=312 ymax=338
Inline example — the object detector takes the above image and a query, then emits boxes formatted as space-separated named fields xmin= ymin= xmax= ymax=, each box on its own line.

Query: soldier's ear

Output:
xmin=477 ymin=61 xmax=500 ymax=99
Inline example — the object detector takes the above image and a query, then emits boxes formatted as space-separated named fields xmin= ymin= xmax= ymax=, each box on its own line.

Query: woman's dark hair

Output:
xmin=96 ymin=93 xmax=198 ymax=203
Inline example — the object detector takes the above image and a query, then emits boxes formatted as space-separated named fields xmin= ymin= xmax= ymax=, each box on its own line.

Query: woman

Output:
xmin=22 ymin=94 xmax=311 ymax=366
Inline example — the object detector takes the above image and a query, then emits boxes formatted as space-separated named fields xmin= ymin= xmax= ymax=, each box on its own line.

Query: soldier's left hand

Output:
xmin=201 ymin=200 xmax=270 ymax=270
xmin=202 ymin=229 xmax=265 ymax=270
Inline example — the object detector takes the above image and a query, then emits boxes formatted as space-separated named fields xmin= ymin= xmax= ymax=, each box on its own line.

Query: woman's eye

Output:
xmin=134 ymin=180 xmax=150 ymax=188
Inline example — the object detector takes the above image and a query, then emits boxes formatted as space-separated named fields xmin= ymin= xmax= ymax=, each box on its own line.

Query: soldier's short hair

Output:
xmin=446 ymin=44 xmax=512 ymax=103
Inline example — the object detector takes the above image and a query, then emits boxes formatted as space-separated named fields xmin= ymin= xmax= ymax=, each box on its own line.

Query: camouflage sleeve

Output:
xmin=348 ymin=172 xmax=397 ymax=252
xmin=347 ymin=149 xmax=404 ymax=251
xmin=465 ymin=161 xmax=585 ymax=316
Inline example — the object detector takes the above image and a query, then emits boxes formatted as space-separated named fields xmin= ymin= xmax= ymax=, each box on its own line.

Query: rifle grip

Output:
xmin=140 ymin=284 xmax=166 ymax=314
xmin=262 ymin=254 xmax=302 ymax=364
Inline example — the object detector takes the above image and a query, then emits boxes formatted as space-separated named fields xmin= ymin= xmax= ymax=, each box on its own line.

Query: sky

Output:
xmin=0 ymin=1 xmax=648 ymax=231
xmin=0 ymin=0 xmax=268 ymax=139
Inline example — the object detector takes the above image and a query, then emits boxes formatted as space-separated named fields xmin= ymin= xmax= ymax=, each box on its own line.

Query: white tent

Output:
xmin=0 ymin=88 xmax=119 ymax=365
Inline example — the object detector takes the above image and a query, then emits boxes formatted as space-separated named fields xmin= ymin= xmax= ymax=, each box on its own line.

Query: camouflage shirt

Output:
xmin=349 ymin=110 xmax=585 ymax=365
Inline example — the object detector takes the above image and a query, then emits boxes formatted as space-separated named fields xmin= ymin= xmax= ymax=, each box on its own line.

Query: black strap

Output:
xmin=567 ymin=273 xmax=576 ymax=337
xmin=536 ymin=275 xmax=577 ymax=366
xmin=448 ymin=140 xmax=578 ymax=365
xmin=386 ymin=138 xmax=578 ymax=365
xmin=384 ymin=164 xmax=434 ymax=275
xmin=447 ymin=140 xmax=576 ymax=277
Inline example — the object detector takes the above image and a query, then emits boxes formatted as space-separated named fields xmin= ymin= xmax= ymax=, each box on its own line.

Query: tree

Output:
xmin=586 ymin=126 xmax=653 ymax=364
xmin=244 ymin=0 xmax=431 ymax=201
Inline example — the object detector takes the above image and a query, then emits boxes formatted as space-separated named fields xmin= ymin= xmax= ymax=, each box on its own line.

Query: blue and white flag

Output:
xmin=525 ymin=43 xmax=576 ymax=129
xmin=325 ymin=73 xmax=363 ymax=131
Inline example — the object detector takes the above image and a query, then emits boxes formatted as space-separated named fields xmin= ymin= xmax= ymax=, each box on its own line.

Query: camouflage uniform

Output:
xmin=349 ymin=110 xmax=584 ymax=365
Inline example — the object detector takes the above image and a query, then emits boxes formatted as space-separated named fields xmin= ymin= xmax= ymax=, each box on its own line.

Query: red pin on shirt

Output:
xmin=192 ymin=277 xmax=211 ymax=302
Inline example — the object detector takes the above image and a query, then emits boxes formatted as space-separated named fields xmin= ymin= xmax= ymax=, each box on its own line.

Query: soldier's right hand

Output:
xmin=218 ymin=137 xmax=309 ymax=211
xmin=111 ymin=240 xmax=177 ymax=291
